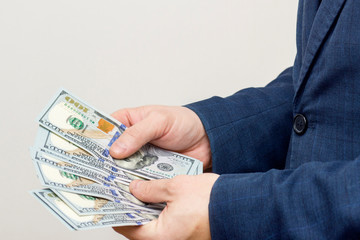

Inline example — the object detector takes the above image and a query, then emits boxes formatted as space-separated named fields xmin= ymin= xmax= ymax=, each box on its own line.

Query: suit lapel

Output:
xmin=294 ymin=0 xmax=346 ymax=104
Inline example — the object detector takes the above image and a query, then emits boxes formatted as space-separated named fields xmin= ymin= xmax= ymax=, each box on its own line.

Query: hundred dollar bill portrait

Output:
xmin=114 ymin=149 xmax=159 ymax=171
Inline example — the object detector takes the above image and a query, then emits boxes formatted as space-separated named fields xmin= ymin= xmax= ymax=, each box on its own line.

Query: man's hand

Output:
xmin=113 ymin=173 xmax=219 ymax=240
xmin=109 ymin=105 xmax=212 ymax=169
xmin=109 ymin=105 xmax=216 ymax=239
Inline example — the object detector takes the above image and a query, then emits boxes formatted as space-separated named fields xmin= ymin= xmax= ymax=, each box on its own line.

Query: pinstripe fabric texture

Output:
xmin=187 ymin=0 xmax=360 ymax=239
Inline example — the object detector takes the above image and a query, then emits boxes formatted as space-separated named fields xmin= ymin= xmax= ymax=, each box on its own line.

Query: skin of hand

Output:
xmin=109 ymin=106 xmax=218 ymax=239
xmin=109 ymin=105 xmax=212 ymax=169
xmin=113 ymin=173 xmax=219 ymax=240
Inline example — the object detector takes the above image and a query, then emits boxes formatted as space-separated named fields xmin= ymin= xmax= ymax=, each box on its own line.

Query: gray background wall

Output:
xmin=0 ymin=1 xmax=297 ymax=239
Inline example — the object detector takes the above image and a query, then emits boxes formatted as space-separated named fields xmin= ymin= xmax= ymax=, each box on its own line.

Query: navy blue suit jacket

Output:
xmin=187 ymin=0 xmax=360 ymax=239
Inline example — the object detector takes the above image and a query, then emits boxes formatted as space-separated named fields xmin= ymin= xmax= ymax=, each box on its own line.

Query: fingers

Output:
xmin=111 ymin=108 xmax=141 ymax=127
xmin=130 ymin=179 xmax=172 ymax=203
xmin=110 ymin=115 xmax=164 ymax=158
xmin=113 ymin=221 xmax=157 ymax=240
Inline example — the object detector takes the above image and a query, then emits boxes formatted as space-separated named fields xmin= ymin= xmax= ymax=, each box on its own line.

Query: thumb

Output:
xmin=130 ymin=179 xmax=172 ymax=203
xmin=109 ymin=117 xmax=162 ymax=158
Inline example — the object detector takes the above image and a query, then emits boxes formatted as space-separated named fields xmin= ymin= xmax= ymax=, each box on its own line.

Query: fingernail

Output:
xmin=111 ymin=141 xmax=127 ymax=155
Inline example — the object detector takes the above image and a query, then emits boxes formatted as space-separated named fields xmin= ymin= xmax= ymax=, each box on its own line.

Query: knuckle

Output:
xmin=164 ymin=180 xmax=177 ymax=195
xmin=165 ymin=176 xmax=187 ymax=196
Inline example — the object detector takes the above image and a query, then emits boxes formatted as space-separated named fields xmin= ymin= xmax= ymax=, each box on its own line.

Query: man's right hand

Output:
xmin=109 ymin=105 xmax=212 ymax=170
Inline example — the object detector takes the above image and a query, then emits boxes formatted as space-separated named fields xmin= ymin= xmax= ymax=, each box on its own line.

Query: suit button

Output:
xmin=293 ymin=114 xmax=307 ymax=135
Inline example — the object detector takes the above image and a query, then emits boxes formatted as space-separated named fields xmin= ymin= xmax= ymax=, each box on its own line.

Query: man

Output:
xmin=110 ymin=0 xmax=360 ymax=239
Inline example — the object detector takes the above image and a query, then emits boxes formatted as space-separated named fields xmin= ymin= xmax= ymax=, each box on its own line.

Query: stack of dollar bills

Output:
xmin=30 ymin=89 xmax=203 ymax=230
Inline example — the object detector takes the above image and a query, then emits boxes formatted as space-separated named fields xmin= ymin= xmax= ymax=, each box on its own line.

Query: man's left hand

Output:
xmin=113 ymin=173 xmax=220 ymax=240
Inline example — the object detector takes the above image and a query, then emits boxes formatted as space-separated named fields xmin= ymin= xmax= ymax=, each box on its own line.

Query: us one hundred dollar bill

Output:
xmin=32 ymin=148 xmax=127 ymax=190
xmin=32 ymin=189 xmax=155 ymax=230
xmin=38 ymin=88 xmax=202 ymax=180
xmin=32 ymin=158 xmax=163 ymax=213
xmin=33 ymin=145 xmax=131 ymax=186
xmin=50 ymin=189 xmax=158 ymax=216
xmin=34 ymin=126 xmax=135 ymax=183
xmin=31 ymin=149 xmax=164 ymax=210
xmin=31 ymin=88 xmax=204 ymax=230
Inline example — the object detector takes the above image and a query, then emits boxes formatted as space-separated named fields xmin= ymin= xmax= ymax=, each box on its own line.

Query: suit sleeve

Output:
xmin=186 ymin=67 xmax=294 ymax=174
xmin=209 ymin=157 xmax=360 ymax=239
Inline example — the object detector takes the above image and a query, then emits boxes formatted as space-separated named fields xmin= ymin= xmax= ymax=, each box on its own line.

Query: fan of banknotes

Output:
xmin=30 ymin=88 xmax=203 ymax=230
